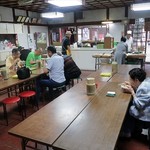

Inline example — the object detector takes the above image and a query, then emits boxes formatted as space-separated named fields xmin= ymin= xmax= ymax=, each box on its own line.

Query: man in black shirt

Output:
xmin=62 ymin=31 xmax=72 ymax=55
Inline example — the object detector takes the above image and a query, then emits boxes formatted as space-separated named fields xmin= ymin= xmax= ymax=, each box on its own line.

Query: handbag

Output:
xmin=17 ymin=67 xmax=31 ymax=80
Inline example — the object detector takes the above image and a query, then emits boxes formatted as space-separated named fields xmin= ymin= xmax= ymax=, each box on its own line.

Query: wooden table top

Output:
xmin=31 ymin=67 xmax=45 ymax=75
xmin=53 ymin=82 xmax=131 ymax=150
xmin=0 ymin=67 xmax=47 ymax=91
xmin=117 ymin=64 xmax=140 ymax=75
xmin=109 ymin=73 xmax=129 ymax=83
xmin=0 ymin=74 xmax=38 ymax=91
xmin=126 ymin=53 xmax=146 ymax=59
xmin=9 ymin=65 xmax=135 ymax=150
xmin=8 ymin=81 xmax=107 ymax=146
xmin=87 ymin=68 xmax=112 ymax=82
xmin=92 ymin=54 xmax=112 ymax=58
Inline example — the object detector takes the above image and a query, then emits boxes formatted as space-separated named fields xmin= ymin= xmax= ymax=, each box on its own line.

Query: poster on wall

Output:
xmin=34 ymin=32 xmax=47 ymax=51
xmin=28 ymin=34 xmax=36 ymax=51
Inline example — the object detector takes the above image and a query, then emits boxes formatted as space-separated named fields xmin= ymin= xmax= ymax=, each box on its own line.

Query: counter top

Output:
xmin=55 ymin=46 xmax=115 ymax=52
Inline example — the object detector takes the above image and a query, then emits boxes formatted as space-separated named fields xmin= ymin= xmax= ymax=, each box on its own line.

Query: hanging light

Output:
xmin=131 ymin=2 xmax=150 ymax=11
xmin=41 ymin=12 xmax=64 ymax=18
xmin=47 ymin=0 xmax=83 ymax=7
xmin=101 ymin=20 xmax=113 ymax=24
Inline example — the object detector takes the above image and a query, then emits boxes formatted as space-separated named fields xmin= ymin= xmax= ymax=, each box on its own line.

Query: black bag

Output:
xmin=17 ymin=67 xmax=31 ymax=80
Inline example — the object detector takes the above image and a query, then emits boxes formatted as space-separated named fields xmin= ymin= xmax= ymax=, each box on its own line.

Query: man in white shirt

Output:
xmin=36 ymin=46 xmax=66 ymax=101
xmin=126 ymin=30 xmax=133 ymax=53
xmin=42 ymin=46 xmax=66 ymax=85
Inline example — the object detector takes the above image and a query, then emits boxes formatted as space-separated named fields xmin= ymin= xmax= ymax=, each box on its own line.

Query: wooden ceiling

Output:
xmin=0 ymin=0 xmax=149 ymax=13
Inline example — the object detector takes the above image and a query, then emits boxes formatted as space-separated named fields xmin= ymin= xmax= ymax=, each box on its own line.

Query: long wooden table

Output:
xmin=0 ymin=67 xmax=46 ymax=94
xmin=8 ymin=80 xmax=107 ymax=150
xmin=8 ymin=65 xmax=138 ymax=150
xmin=53 ymin=82 xmax=131 ymax=150
xmin=0 ymin=73 xmax=40 ymax=98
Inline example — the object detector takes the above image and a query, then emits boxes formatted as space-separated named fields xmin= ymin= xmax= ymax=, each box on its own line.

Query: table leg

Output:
xmin=98 ymin=58 xmax=100 ymax=69
xmin=46 ymin=145 xmax=49 ymax=150
xmin=95 ymin=58 xmax=97 ymax=70
xmin=21 ymin=138 xmax=27 ymax=150
xmin=140 ymin=59 xmax=145 ymax=70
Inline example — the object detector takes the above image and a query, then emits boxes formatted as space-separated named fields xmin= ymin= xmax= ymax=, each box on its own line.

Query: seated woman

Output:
xmin=120 ymin=68 xmax=150 ymax=137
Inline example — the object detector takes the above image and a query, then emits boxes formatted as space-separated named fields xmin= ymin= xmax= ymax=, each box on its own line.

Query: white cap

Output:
xmin=127 ymin=30 xmax=132 ymax=34
xmin=66 ymin=31 xmax=72 ymax=35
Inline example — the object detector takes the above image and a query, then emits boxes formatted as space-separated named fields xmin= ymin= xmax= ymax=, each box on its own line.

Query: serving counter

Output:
xmin=56 ymin=46 xmax=115 ymax=70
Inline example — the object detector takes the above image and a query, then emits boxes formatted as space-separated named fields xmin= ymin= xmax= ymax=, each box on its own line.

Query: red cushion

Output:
xmin=2 ymin=97 xmax=20 ymax=104
xmin=19 ymin=91 xmax=36 ymax=98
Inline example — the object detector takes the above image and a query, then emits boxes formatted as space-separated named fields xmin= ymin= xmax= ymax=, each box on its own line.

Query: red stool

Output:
xmin=2 ymin=96 xmax=21 ymax=125
xmin=19 ymin=91 xmax=38 ymax=117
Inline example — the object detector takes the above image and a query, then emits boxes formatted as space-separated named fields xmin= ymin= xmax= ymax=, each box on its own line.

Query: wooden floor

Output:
xmin=0 ymin=66 xmax=150 ymax=150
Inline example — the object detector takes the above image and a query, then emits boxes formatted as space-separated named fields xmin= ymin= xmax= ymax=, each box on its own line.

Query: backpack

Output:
xmin=17 ymin=67 xmax=31 ymax=80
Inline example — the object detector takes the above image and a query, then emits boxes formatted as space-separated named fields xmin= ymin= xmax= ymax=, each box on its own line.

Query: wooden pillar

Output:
xmin=26 ymin=11 xmax=30 ymax=33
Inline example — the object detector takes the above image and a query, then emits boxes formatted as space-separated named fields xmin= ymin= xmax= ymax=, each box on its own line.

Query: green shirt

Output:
xmin=25 ymin=51 xmax=41 ymax=68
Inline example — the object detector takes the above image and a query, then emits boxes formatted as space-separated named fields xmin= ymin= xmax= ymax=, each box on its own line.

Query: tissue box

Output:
xmin=106 ymin=91 xmax=116 ymax=97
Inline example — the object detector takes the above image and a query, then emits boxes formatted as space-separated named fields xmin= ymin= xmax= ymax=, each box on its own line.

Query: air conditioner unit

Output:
xmin=18 ymin=0 xmax=35 ymax=6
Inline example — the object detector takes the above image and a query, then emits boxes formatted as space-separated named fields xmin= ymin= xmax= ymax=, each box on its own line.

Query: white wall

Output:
xmin=77 ymin=9 xmax=106 ymax=22
xmin=15 ymin=9 xmax=26 ymax=16
xmin=128 ymin=9 xmax=150 ymax=19
xmin=22 ymin=25 xmax=28 ymax=33
xmin=0 ymin=6 xmax=13 ymax=21
xmin=109 ymin=23 xmax=124 ymax=42
xmin=28 ymin=11 xmax=41 ymax=18
xmin=48 ymin=12 xmax=74 ymax=24
xmin=110 ymin=7 xmax=125 ymax=20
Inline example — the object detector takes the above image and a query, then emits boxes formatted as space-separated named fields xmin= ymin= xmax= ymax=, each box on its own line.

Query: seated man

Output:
xmin=36 ymin=46 xmax=66 ymax=100
xmin=25 ymin=47 xmax=43 ymax=68
xmin=120 ymin=68 xmax=150 ymax=137
xmin=6 ymin=48 xmax=21 ymax=73
xmin=64 ymin=55 xmax=81 ymax=85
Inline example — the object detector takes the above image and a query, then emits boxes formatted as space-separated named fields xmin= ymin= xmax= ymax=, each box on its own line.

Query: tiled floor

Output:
xmin=0 ymin=69 xmax=150 ymax=150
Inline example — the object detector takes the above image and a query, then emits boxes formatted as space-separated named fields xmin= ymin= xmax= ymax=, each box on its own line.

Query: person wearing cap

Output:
xmin=62 ymin=31 xmax=72 ymax=55
xmin=126 ymin=30 xmax=133 ymax=53
xmin=25 ymin=47 xmax=43 ymax=68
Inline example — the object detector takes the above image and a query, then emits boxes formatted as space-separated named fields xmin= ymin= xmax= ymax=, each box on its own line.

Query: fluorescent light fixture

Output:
xmin=47 ymin=0 xmax=82 ymax=7
xmin=131 ymin=3 xmax=150 ymax=11
xmin=102 ymin=21 xmax=113 ymax=24
xmin=41 ymin=12 xmax=64 ymax=18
